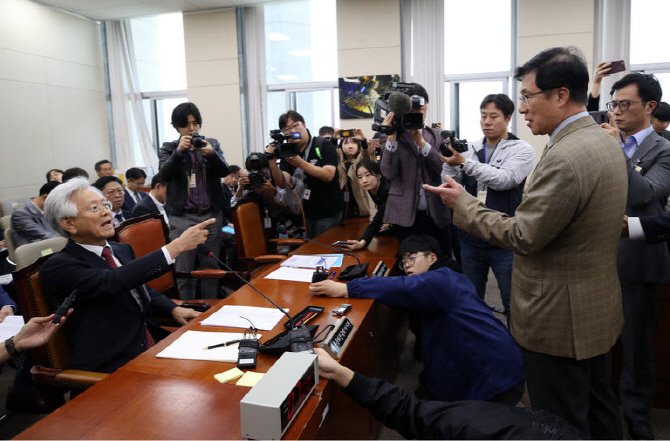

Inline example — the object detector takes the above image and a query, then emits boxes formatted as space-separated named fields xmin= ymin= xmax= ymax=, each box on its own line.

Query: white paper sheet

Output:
xmin=264 ymin=266 xmax=315 ymax=283
xmin=0 ymin=274 xmax=13 ymax=285
xmin=199 ymin=305 xmax=288 ymax=330
xmin=0 ymin=315 xmax=25 ymax=342
xmin=280 ymin=254 xmax=343 ymax=269
xmin=155 ymin=331 xmax=262 ymax=363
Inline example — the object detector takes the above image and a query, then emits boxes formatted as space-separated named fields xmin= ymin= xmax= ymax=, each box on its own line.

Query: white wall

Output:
xmin=183 ymin=10 xmax=244 ymax=168
xmin=516 ymin=0 xmax=595 ymax=155
xmin=0 ymin=0 xmax=108 ymax=207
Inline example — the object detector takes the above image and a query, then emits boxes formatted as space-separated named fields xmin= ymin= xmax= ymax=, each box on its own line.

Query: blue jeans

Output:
xmin=460 ymin=242 xmax=513 ymax=313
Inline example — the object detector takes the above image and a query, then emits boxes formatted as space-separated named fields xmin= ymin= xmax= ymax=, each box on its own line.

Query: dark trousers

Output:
xmin=620 ymin=281 xmax=659 ymax=423
xmin=521 ymin=348 xmax=622 ymax=440
xmin=393 ymin=211 xmax=452 ymax=257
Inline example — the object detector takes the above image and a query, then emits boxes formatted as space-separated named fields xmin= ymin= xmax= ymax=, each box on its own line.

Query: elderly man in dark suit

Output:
xmin=11 ymin=181 xmax=61 ymax=247
xmin=426 ymin=47 xmax=628 ymax=439
xmin=40 ymin=178 xmax=211 ymax=373
xmin=601 ymin=72 xmax=670 ymax=440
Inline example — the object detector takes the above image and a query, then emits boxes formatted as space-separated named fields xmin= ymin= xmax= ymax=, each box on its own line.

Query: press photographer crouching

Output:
xmin=231 ymin=152 xmax=302 ymax=241
xmin=266 ymin=110 xmax=342 ymax=238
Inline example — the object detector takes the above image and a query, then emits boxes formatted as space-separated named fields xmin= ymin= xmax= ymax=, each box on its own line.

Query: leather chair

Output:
xmin=112 ymin=214 xmax=248 ymax=298
xmin=231 ymin=200 xmax=305 ymax=272
xmin=12 ymin=255 xmax=108 ymax=393
xmin=14 ymin=237 xmax=67 ymax=270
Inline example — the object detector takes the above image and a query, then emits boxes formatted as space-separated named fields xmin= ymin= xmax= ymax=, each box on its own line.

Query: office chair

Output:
xmin=113 ymin=214 xmax=249 ymax=299
xmin=12 ymin=255 xmax=108 ymax=401
xmin=231 ymin=200 xmax=305 ymax=272
xmin=13 ymin=237 xmax=67 ymax=270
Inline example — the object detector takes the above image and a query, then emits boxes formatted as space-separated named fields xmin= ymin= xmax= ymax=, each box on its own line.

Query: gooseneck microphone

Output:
xmin=276 ymin=226 xmax=369 ymax=281
xmin=197 ymin=244 xmax=313 ymax=353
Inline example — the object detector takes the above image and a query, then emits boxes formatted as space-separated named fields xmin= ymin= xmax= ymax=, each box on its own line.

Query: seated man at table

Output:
xmin=40 ymin=178 xmax=211 ymax=373
xmin=310 ymin=234 xmax=525 ymax=404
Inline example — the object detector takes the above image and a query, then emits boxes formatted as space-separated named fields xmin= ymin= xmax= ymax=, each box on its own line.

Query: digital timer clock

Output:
xmin=240 ymin=352 xmax=318 ymax=440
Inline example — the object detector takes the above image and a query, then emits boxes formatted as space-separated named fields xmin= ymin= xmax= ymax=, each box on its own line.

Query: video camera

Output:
xmin=439 ymin=130 xmax=469 ymax=157
xmin=371 ymin=82 xmax=425 ymax=135
xmin=269 ymin=129 xmax=302 ymax=158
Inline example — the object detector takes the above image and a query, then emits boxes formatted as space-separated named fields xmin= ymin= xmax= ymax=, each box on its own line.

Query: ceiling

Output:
xmin=35 ymin=0 xmax=270 ymax=21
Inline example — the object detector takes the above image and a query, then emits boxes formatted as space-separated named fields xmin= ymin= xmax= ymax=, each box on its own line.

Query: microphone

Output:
xmin=276 ymin=226 xmax=369 ymax=281
xmin=387 ymin=91 xmax=412 ymax=116
xmin=197 ymin=244 xmax=313 ymax=353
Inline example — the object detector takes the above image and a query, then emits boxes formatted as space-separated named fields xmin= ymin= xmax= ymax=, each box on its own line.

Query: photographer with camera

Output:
xmin=442 ymin=94 xmax=534 ymax=318
xmin=377 ymin=83 xmax=452 ymax=253
xmin=159 ymin=102 xmax=229 ymax=299
xmin=266 ymin=110 xmax=342 ymax=238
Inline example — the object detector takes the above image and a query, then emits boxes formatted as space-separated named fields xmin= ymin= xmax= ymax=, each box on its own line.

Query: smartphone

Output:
xmin=609 ymin=60 xmax=626 ymax=74
xmin=340 ymin=129 xmax=355 ymax=138
xmin=589 ymin=110 xmax=609 ymax=125
xmin=331 ymin=240 xmax=347 ymax=247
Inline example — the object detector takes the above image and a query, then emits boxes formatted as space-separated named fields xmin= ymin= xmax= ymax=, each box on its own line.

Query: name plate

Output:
xmin=323 ymin=317 xmax=355 ymax=359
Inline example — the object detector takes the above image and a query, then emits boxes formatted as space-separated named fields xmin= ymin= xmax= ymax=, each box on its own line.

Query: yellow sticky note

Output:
xmin=236 ymin=371 xmax=265 ymax=387
xmin=214 ymin=367 xmax=244 ymax=384
xmin=40 ymin=248 xmax=54 ymax=257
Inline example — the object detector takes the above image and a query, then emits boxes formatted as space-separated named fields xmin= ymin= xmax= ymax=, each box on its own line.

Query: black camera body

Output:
xmin=191 ymin=134 xmax=207 ymax=149
xmin=269 ymin=129 xmax=302 ymax=158
xmin=439 ymin=130 xmax=469 ymax=157
xmin=371 ymin=82 xmax=425 ymax=134
xmin=247 ymin=170 xmax=265 ymax=189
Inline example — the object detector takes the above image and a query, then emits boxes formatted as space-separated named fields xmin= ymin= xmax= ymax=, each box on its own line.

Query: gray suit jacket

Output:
xmin=10 ymin=201 xmax=59 ymax=247
xmin=617 ymin=131 xmax=670 ymax=283
xmin=453 ymin=115 xmax=628 ymax=360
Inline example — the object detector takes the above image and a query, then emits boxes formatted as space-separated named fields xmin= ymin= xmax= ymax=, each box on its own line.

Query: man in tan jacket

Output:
xmin=426 ymin=46 xmax=628 ymax=439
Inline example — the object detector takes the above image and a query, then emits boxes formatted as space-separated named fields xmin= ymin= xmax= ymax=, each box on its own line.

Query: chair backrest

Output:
xmin=112 ymin=214 xmax=178 ymax=297
xmin=0 ymin=214 xmax=11 ymax=231
xmin=14 ymin=237 xmax=68 ymax=270
xmin=4 ymin=227 xmax=17 ymax=264
xmin=13 ymin=255 xmax=71 ymax=370
xmin=232 ymin=201 xmax=268 ymax=259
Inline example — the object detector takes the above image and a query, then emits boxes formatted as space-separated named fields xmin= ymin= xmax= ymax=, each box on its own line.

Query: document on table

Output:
xmin=280 ymin=254 xmax=343 ymax=269
xmin=264 ymin=267 xmax=315 ymax=283
xmin=156 ymin=331 xmax=262 ymax=363
xmin=0 ymin=316 xmax=25 ymax=341
xmin=0 ymin=274 xmax=13 ymax=285
xmin=200 ymin=305 xmax=288 ymax=330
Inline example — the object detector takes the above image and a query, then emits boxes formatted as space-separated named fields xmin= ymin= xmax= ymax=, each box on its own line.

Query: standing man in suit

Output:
xmin=601 ymin=73 xmax=670 ymax=440
xmin=93 ymin=176 xmax=133 ymax=226
xmin=40 ymin=178 xmax=209 ymax=373
xmin=425 ymin=46 xmax=628 ymax=439
xmin=132 ymin=173 xmax=169 ymax=227
xmin=122 ymin=167 xmax=148 ymax=212
xmin=159 ymin=102 xmax=229 ymax=299
xmin=11 ymin=181 xmax=61 ymax=247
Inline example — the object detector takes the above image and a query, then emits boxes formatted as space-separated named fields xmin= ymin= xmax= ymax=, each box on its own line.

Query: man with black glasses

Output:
xmin=601 ymin=73 xmax=670 ymax=440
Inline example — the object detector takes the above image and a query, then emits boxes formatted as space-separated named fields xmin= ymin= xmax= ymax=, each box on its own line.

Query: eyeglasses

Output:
xmin=519 ymin=90 xmax=545 ymax=104
xmin=86 ymin=201 xmax=113 ymax=213
xmin=606 ymin=100 xmax=643 ymax=112
xmin=400 ymin=253 xmax=427 ymax=269
xmin=282 ymin=121 xmax=302 ymax=134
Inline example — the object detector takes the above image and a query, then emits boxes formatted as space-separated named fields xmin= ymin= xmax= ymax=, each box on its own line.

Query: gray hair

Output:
xmin=44 ymin=177 xmax=103 ymax=236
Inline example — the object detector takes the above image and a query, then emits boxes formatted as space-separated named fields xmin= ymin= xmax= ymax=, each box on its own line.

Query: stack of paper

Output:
xmin=200 ymin=305 xmax=288 ymax=330
xmin=156 ymin=331 xmax=262 ymax=363
xmin=280 ymin=254 xmax=343 ymax=269
xmin=0 ymin=316 xmax=24 ymax=341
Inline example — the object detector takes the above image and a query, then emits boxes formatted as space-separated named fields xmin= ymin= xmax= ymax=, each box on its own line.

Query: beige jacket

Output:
xmin=453 ymin=116 xmax=628 ymax=360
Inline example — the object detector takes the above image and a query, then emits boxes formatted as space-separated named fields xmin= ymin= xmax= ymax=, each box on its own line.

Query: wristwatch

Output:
xmin=5 ymin=337 xmax=20 ymax=357
xmin=459 ymin=158 xmax=467 ymax=169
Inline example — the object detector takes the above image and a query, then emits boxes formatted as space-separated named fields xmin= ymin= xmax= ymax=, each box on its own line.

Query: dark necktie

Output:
xmin=135 ymin=192 xmax=142 ymax=203
xmin=101 ymin=246 xmax=155 ymax=348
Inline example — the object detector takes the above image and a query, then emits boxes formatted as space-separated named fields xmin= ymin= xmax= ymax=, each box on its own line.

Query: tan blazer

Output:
xmin=453 ymin=115 xmax=628 ymax=360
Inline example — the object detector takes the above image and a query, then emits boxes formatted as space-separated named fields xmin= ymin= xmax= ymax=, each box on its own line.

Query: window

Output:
xmin=130 ymin=13 xmax=188 ymax=152
xmin=443 ymin=0 xmax=515 ymax=141
xmin=630 ymin=0 xmax=670 ymax=103
xmin=264 ymin=0 xmax=338 ymax=134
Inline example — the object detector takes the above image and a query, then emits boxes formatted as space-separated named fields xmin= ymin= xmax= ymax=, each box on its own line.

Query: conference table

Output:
xmin=16 ymin=220 xmax=402 ymax=440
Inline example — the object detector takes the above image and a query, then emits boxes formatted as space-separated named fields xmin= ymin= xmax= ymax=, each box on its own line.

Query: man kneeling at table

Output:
xmin=40 ymin=177 xmax=211 ymax=373
xmin=310 ymin=234 xmax=525 ymax=404
xmin=315 ymin=348 xmax=582 ymax=439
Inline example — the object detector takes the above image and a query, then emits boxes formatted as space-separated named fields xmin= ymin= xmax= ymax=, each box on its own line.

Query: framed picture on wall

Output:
xmin=338 ymin=74 xmax=400 ymax=119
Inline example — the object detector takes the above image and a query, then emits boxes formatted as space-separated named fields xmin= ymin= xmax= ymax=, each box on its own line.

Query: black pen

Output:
xmin=204 ymin=339 xmax=241 ymax=350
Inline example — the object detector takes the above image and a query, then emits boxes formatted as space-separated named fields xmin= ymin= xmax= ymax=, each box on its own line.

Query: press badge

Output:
xmin=263 ymin=209 xmax=272 ymax=229
xmin=343 ymin=191 xmax=350 ymax=202
xmin=303 ymin=189 xmax=311 ymax=200
xmin=477 ymin=190 xmax=487 ymax=203
xmin=189 ymin=173 xmax=197 ymax=188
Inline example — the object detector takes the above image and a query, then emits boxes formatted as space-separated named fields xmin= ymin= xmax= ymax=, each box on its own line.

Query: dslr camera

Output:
xmin=439 ymin=130 xmax=468 ymax=157
xmin=246 ymin=152 xmax=270 ymax=190
xmin=191 ymin=134 xmax=207 ymax=149
xmin=269 ymin=129 xmax=301 ymax=158
xmin=371 ymin=82 xmax=425 ymax=135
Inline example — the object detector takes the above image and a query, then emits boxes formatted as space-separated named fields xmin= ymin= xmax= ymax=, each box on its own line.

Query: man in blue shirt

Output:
xmin=310 ymin=234 xmax=525 ymax=404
